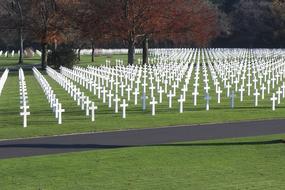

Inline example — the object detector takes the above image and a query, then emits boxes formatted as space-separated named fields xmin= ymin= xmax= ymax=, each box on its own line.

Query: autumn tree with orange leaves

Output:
xmin=1 ymin=0 xmax=220 ymax=67
xmin=106 ymin=0 xmax=219 ymax=65
xmin=66 ymin=0 xmax=110 ymax=62
xmin=27 ymin=0 xmax=78 ymax=69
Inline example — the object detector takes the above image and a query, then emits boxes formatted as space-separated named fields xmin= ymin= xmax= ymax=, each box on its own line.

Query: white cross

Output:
xmin=178 ymin=94 xmax=185 ymax=113
xmin=172 ymin=83 xmax=178 ymax=96
xmin=57 ymin=103 xmax=65 ymax=124
xmin=84 ymin=97 xmax=91 ymax=116
xmin=181 ymin=85 xmax=187 ymax=99
xmin=75 ymin=90 xmax=81 ymax=105
xmin=214 ymin=80 xmax=219 ymax=91
xmin=102 ymin=87 xmax=108 ymax=103
xmin=253 ymin=89 xmax=260 ymax=107
xmin=120 ymin=99 xmax=128 ymax=119
xmin=192 ymin=88 xmax=199 ymax=106
xmin=239 ymin=86 xmax=245 ymax=102
xmin=142 ymin=81 xmax=148 ymax=94
xmin=260 ymin=84 xmax=266 ymax=100
xmin=20 ymin=106 xmax=30 ymax=128
xmin=216 ymin=86 xmax=222 ymax=104
xmin=271 ymin=78 xmax=276 ymax=89
xmin=204 ymin=85 xmax=210 ymax=94
xmin=158 ymin=87 xmax=164 ymax=103
xmin=253 ymin=78 xmax=258 ymax=89
xmin=246 ymin=81 xmax=252 ymax=96
xmin=107 ymin=90 xmax=114 ymax=108
xmin=53 ymin=99 xmax=59 ymax=117
xmin=114 ymin=80 xmax=120 ymax=94
xmin=167 ymin=90 xmax=175 ymax=108
xmin=113 ymin=94 xmax=121 ymax=113
xmin=226 ymin=82 xmax=231 ymax=97
xmin=241 ymin=75 xmax=246 ymax=86
xmin=132 ymin=89 xmax=139 ymax=105
xmin=97 ymin=85 xmax=103 ymax=99
xmin=126 ymin=85 xmax=132 ymax=101
xmin=193 ymin=81 xmax=199 ymax=89
xmin=80 ymin=93 xmax=85 ymax=110
xmin=89 ymin=102 xmax=98 ymax=122
xmin=270 ymin=93 xmax=277 ymax=111
xmin=150 ymin=97 xmax=158 ymax=116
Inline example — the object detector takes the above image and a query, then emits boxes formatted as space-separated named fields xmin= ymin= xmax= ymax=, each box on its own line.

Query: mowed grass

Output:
xmin=1 ymin=52 xmax=285 ymax=140
xmin=0 ymin=54 xmax=135 ymax=68
xmin=77 ymin=54 xmax=141 ymax=67
xmin=0 ymin=55 xmax=41 ymax=68
xmin=0 ymin=134 xmax=285 ymax=189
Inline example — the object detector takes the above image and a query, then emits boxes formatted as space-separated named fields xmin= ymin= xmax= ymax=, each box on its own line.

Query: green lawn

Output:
xmin=0 ymin=54 xmax=141 ymax=69
xmin=1 ymin=53 xmax=285 ymax=190
xmin=1 ymin=52 xmax=285 ymax=140
xmin=77 ymin=54 xmax=141 ymax=67
xmin=1 ymin=134 xmax=285 ymax=189
xmin=0 ymin=55 xmax=41 ymax=68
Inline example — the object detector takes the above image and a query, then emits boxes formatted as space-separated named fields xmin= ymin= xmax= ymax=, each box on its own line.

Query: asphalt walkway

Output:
xmin=1 ymin=119 xmax=285 ymax=159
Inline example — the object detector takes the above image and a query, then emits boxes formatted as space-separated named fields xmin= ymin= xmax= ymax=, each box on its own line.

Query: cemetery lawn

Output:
xmin=0 ymin=54 xmax=140 ymax=69
xmin=1 ymin=134 xmax=285 ymax=189
xmin=0 ymin=56 xmax=41 ymax=68
xmin=2 ymin=70 xmax=285 ymax=140
xmin=77 ymin=54 xmax=141 ymax=67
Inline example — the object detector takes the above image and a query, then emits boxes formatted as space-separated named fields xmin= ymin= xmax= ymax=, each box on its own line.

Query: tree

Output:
xmin=27 ymin=0 xmax=61 ymax=69
xmin=229 ymin=0 xmax=277 ymax=47
xmin=74 ymin=0 xmax=109 ymax=62
xmin=0 ymin=0 xmax=25 ymax=64
xmin=107 ymin=0 xmax=219 ymax=65
xmin=272 ymin=0 xmax=285 ymax=47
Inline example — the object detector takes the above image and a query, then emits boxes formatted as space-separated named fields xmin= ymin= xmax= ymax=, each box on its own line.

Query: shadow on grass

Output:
xmin=153 ymin=139 xmax=285 ymax=147
xmin=0 ymin=140 xmax=283 ymax=150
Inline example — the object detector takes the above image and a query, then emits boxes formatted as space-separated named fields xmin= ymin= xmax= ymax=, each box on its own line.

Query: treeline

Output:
xmin=0 ymin=0 xmax=284 ymax=68
xmin=210 ymin=0 xmax=285 ymax=48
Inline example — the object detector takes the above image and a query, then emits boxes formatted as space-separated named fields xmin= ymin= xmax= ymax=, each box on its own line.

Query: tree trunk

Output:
xmin=78 ymin=48 xmax=81 ymax=61
xmin=91 ymin=42 xmax=95 ymax=62
xmin=128 ymin=40 xmax=135 ymax=65
xmin=18 ymin=27 xmax=24 ymax=64
xmin=17 ymin=0 xmax=24 ymax=64
xmin=41 ymin=43 xmax=48 ymax=70
xmin=142 ymin=35 xmax=149 ymax=65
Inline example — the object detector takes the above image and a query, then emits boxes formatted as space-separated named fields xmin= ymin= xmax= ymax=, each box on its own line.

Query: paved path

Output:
xmin=1 ymin=119 xmax=285 ymax=159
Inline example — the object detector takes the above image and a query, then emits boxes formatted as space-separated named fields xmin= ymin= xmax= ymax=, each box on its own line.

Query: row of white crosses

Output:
xmin=0 ymin=69 xmax=9 ymax=96
xmin=60 ymin=66 xmax=128 ymax=117
xmin=57 ymin=48 xmax=285 ymax=120
xmin=59 ymin=50 xmax=195 ymax=117
xmin=19 ymin=68 xmax=30 ymax=128
xmin=33 ymin=67 xmax=65 ymax=124
xmin=206 ymin=49 xmax=285 ymax=110
xmin=47 ymin=67 xmax=98 ymax=122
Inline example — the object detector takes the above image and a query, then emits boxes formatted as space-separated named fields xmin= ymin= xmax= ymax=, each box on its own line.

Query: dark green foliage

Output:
xmin=47 ymin=45 xmax=78 ymax=69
